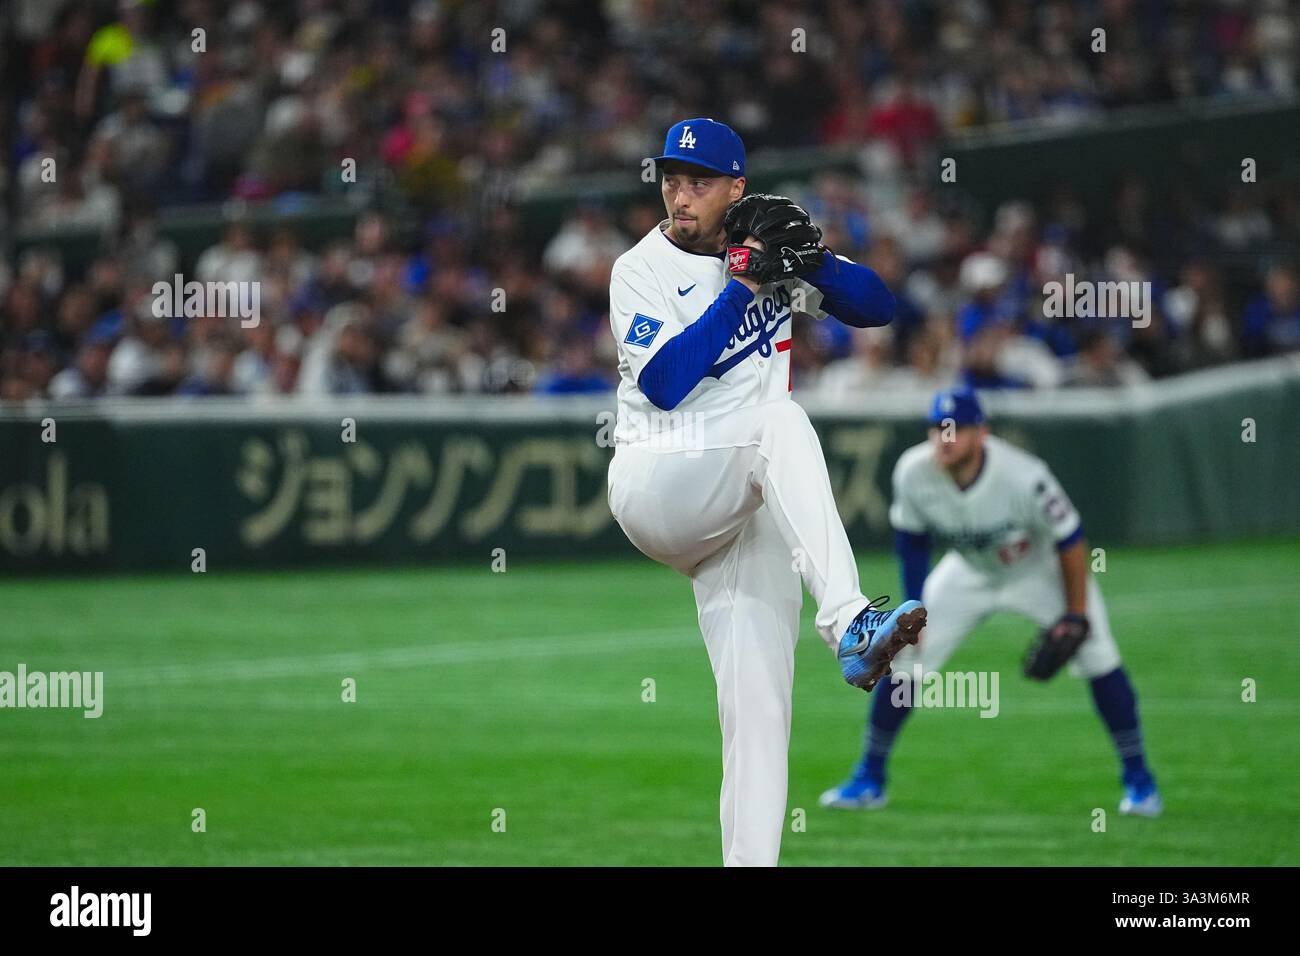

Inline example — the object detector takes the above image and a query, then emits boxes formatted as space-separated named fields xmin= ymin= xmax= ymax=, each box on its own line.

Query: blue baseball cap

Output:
xmin=928 ymin=387 xmax=985 ymax=427
xmin=652 ymin=118 xmax=745 ymax=177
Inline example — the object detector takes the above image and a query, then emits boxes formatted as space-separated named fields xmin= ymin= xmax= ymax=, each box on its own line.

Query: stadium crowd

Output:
xmin=2 ymin=0 xmax=1299 ymax=401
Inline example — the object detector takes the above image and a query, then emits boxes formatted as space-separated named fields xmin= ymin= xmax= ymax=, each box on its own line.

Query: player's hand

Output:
xmin=724 ymin=194 xmax=824 ymax=286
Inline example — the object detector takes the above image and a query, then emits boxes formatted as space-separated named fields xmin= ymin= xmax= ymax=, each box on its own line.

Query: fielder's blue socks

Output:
xmin=855 ymin=677 xmax=914 ymax=783
xmin=1089 ymin=666 xmax=1154 ymax=785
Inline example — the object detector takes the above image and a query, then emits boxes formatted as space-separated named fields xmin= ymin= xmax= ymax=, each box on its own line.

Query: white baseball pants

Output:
xmin=607 ymin=400 xmax=876 ymax=866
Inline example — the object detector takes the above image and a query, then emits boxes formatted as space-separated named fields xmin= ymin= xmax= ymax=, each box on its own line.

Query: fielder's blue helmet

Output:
xmin=928 ymin=387 xmax=985 ymax=427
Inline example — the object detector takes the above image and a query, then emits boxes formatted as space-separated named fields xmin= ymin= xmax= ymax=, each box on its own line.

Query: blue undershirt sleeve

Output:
xmin=803 ymin=251 xmax=895 ymax=328
xmin=637 ymin=279 xmax=755 ymax=411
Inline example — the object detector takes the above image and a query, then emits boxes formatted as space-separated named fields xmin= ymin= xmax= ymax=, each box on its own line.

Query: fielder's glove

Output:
xmin=723 ymin=193 xmax=825 ymax=284
xmin=1023 ymin=612 xmax=1091 ymax=681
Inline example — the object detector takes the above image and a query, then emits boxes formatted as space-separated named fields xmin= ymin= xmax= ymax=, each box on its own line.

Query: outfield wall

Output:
xmin=1 ymin=357 xmax=1297 ymax=573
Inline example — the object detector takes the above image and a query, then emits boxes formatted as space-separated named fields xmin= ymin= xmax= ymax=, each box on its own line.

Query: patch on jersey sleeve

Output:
xmin=1035 ymin=477 xmax=1074 ymax=525
xmin=624 ymin=314 xmax=663 ymax=349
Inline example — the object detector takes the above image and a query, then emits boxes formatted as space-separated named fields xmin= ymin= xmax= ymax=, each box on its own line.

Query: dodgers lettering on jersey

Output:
xmin=608 ymin=221 xmax=830 ymax=447
xmin=889 ymin=435 xmax=1082 ymax=577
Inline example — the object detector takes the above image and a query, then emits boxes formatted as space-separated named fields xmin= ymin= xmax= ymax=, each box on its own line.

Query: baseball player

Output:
xmin=819 ymin=387 xmax=1162 ymax=817
xmin=605 ymin=118 xmax=927 ymax=867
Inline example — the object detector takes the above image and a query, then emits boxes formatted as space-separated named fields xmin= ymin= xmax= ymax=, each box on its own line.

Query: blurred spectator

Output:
xmin=297 ymin=305 xmax=381 ymax=396
xmin=386 ymin=299 xmax=466 ymax=394
xmin=179 ymin=335 xmax=240 ymax=397
xmin=896 ymin=324 xmax=960 ymax=393
xmin=812 ymin=326 xmax=897 ymax=399
xmin=118 ymin=205 xmax=179 ymax=281
xmin=958 ymin=252 xmax=1063 ymax=389
xmin=92 ymin=88 xmax=169 ymax=195
xmin=878 ymin=188 xmax=947 ymax=265
xmin=1164 ymin=260 xmax=1238 ymax=369
xmin=1244 ymin=264 xmax=1300 ymax=356
xmin=231 ymin=323 xmax=281 ymax=396
xmin=865 ymin=236 xmax=925 ymax=361
xmin=195 ymin=222 xmax=262 ymax=286
xmin=74 ymin=0 xmax=168 ymax=122
xmin=535 ymin=336 xmax=613 ymax=395
xmin=1064 ymin=330 xmax=1151 ymax=388
xmin=48 ymin=332 xmax=113 ymax=399
xmin=458 ymin=318 xmax=533 ymax=395
xmin=956 ymin=252 xmax=1014 ymax=344
xmin=543 ymin=203 xmax=630 ymax=278
xmin=107 ymin=307 xmax=171 ymax=395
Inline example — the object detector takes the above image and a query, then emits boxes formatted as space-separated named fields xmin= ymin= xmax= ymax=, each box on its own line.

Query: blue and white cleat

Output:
xmin=819 ymin=777 xmax=888 ymax=810
xmin=1119 ymin=778 xmax=1163 ymax=817
xmin=837 ymin=597 xmax=927 ymax=692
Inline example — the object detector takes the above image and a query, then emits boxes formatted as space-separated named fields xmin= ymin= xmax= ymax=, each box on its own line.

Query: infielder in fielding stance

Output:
xmin=606 ymin=118 xmax=927 ymax=866
xmin=820 ymin=387 xmax=1162 ymax=817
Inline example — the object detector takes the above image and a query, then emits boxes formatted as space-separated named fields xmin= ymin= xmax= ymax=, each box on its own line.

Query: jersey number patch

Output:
xmin=625 ymin=314 xmax=663 ymax=349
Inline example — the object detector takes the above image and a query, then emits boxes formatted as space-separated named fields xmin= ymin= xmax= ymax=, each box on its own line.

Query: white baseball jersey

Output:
xmin=889 ymin=434 xmax=1082 ymax=579
xmin=608 ymin=221 xmax=832 ymax=446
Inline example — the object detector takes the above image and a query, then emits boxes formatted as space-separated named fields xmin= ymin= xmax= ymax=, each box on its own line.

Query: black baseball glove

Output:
xmin=1023 ymin=612 xmax=1091 ymax=681
xmin=723 ymin=193 xmax=825 ymax=284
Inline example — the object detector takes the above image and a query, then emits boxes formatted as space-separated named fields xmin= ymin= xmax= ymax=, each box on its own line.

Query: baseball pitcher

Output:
xmin=606 ymin=118 xmax=926 ymax=866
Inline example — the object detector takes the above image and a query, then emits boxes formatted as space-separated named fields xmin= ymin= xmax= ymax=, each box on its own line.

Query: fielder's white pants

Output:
xmin=607 ymin=400 xmax=875 ymax=867
xmin=891 ymin=550 xmax=1122 ymax=678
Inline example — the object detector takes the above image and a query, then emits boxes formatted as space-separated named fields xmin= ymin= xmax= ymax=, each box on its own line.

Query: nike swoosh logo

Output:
xmin=677 ymin=284 xmax=696 ymax=296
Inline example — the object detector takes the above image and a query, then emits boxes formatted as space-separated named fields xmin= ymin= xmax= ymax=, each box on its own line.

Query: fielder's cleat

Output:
xmin=838 ymin=597 xmax=926 ymax=691
xmin=819 ymin=777 xmax=887 ymax=810
xmin=1119 ymin=777 xmax=1163 ymax=817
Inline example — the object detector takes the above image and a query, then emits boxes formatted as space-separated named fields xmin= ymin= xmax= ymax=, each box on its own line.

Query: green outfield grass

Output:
xmin=2 ymin=539 xmax=1297 ymax=866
